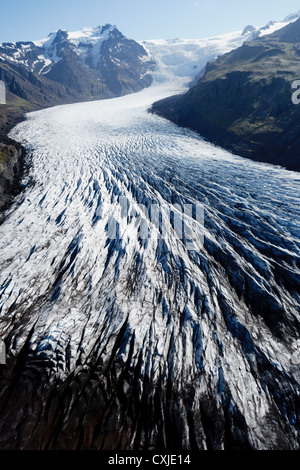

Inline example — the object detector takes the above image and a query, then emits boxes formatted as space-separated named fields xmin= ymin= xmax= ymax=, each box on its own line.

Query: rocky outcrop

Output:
xmin=0 ymin=25 xmax=155 ymax=107
xmin=0 ymin=25 xmax=155 ymax=215
xmin=0 ymin=89 xmax=299 ymax=450
xmin=0 ymin=138 xmax=25 ymax=212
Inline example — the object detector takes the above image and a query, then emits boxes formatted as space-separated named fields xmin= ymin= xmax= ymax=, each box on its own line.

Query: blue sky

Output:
xmin=1 ymin=0 xmax=300 ymax=43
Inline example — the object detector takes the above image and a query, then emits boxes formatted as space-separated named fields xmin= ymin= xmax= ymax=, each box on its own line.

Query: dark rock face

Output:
xmin=97 ymin=29 xmax=153 ymax=95
xmin=0 ymin=25 xmax=155 ymax=107
xmin=0 ymin=61 xmax=70 ymax=107
xmin=0 ymin=19 xmax=299 ymax=453
xmin=0 ymin=138 xmax=25 ymax=212
xmin=0 ymin=25 xmax=155 ymax=217
xmin=152 ymin=19 xmax=300 ymax=172
xmin=0 ymin=91 xmax=299 ymax=450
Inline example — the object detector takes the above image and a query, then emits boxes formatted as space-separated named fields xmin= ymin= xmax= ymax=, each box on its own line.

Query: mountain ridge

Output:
xmin=1 ymin=13 xmax=300 ymax=214
xmin=152 ymin=18 xmax=300 ymax=172
xmin=0 ymin=24 xmax=155 ymax=212
xmin=0 ymin=24 xmax=155 ymax=108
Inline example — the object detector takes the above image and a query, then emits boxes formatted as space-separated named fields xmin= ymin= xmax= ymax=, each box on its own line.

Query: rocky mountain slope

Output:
xmin=2 ymin=13 xmax=298 ymax=112
xmin=152 ymin=18 xmax=300 ymax=172
xmin=0 ymin=24 xmax=155 ymax=108
xmin=0 ymin=17 xmax=280 ymax=214
xmin=0 ymin=14 xmax=299 ymax=452
xmin=0 ymin=24 xmax=155 ymax=212
xmin=141 ymin=10 xmax=300 ymax=86
xmin=0 ymin=81 xmax=299 ymax=451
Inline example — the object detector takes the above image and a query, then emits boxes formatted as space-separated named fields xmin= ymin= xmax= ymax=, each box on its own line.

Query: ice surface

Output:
xmin=140 ymin=30 xmax=255 ymax=84
xmin=0 ymin=17 xmax=299 ymax=449
xmin=0 ymin=76 xmax=299 ymax=448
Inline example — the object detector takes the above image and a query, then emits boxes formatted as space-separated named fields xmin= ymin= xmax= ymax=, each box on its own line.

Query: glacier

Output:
xmin=0 ymin=26 xmax=299 ymax=450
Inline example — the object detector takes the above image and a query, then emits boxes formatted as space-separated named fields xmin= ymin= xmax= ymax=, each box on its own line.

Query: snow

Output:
xmin=70 ymin=25 xmax=118 ymax=68
xmin=140 ymin=30 xmax=254 ymax=84
xmin=2 ymin=11 xmax=300 ymax=79
xmin=34 ymin=25 xmax=117 ymax=68
xmin=258 ymin=17 xmax=299 ymax=36
xmin=1 ymin=73 xmax=299 ymax=447
xmin=67 ymin=25 xmax=116 ymax=43
xmin=40 ymin=33 xmax=63 ymax=64
xmin=0 ymin=12 xmax=299 ymax=450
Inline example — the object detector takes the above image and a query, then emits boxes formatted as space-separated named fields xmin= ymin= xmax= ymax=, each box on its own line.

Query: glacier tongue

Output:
xmin=140 ymin=31 xmax=256 ymax=86
xmin=0 ymin=66 xmax=299 ymax=449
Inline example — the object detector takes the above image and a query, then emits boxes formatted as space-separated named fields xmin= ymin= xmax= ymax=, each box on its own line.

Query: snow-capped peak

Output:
xmin=283 ymin=10 xmax=300 ymax=23
xmin=67 ymin=24 xmax=117 ymax=44
xmin=39 ymin=30 xmax=68 ymax=65
xmin=140 ymin=10 xmax=300 ymax=87
xmin=30 ymin=24 xmax=120 ymax=70
xmin=33 ymin=24 xmax=117 ymax=48
xmin=256 ymin=10 xmax=300 ymax=37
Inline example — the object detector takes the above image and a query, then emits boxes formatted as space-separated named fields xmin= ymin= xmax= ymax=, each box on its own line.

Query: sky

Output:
xmin=0 ymin=0 xmax=300 ymax=43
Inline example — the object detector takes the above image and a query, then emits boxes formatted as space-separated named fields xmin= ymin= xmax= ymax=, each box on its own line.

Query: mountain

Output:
xmin=0 ymin=24 xmax=155 ymax=108
xmin=152 ymin=17 xmax=300 ymax=172
xmin=0 ymin=45 xmax=299 ymax=452
xmin=1 ymin=13 xmax=300 ymax=212
xmin=0 ymin=14 xmax=300 ymax=452
xmin=141 ymin=10 xmax=300 ymax=85
xmin=0 ymin=24 xmax=155 ymax=214
xmin=2 ymin=14 xmax=299 ymax=113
